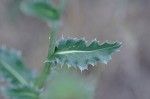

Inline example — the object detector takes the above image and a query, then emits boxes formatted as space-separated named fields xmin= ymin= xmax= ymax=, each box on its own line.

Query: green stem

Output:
xmin=36 ymin=0 xmax=68 ymax=88
xmin=35 ymin=62 xmax=53 ymax=87
xmin=36 ymin=23 xmax=58 ymax=87
xmin=47 ymin=24 xmax=58 ymax=58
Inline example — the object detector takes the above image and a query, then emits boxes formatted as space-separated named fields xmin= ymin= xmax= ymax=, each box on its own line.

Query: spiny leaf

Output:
xmin=0 ymin=60 xmax=28 ymax=85
xmin=0 ymin=47 xmax=35 ymax=85
xmin=20 ymin=1 xmax=60 ymax=22
xmin=47 ymin=38 xmax=121 ymax=71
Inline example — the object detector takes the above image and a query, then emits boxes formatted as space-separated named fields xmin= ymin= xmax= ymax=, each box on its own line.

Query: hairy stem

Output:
xmin=35 ymin=62 xmax=53 ymax=87
xmin=47 ymin=24 xmax=58 ymax=58
xmin=36 ymin=24 xmax=58 ymax=87
xmin=36 ymin=0 xmax=68 ymax=88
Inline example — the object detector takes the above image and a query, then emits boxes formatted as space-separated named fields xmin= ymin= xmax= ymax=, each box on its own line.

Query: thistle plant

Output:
xmin=0 ymin=0 xmax=121 ymax=99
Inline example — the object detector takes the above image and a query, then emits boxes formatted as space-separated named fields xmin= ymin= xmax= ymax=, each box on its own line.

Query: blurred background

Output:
xmin=0 ymin=0 xmax=150 ymax=99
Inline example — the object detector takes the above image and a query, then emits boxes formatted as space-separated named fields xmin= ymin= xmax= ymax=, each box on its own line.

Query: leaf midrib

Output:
xmin=56 ymin=43 xmax=120 ymax=55
xmin=0 ymin=60 xmax=28 ymax=85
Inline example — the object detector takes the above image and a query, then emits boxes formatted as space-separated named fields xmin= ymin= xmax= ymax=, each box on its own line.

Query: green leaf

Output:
xmin=6 ymin=85 xmax=40 ymax=99
xmin=0 ymin=47 xmax=35 ymax=85
xmin=20 ymin=1 xmax=60 ymax=22
xmin=47 ymin=38 xmax=121 ymax=71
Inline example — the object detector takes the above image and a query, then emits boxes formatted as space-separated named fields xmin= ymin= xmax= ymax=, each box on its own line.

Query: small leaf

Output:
xmin=20 ymin=1 xmax=60 ymax=22
xmin=47 ymin=38 xmax=121 ymax=71
xmin=0 ymin=48 xmax=35 ymax=85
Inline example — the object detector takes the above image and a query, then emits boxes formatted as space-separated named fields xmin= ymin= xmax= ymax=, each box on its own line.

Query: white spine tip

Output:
xmin=61 ymin=63 xmax=63 ymax=68
xmin=79 ymin=66 xmax=86 ymax=72
xmin=67 ymin=64 xmax=71 ymax=68
xmin=61 ymin=34 xmax=64 ymax=39
xmin=103 ymin=61 xmax=108 ymax=64
xmin=117 ymin=50 xmax=120 ymax=52
xmin=74 ymin=37 xmax=77 ymax=39
xmin=82 ymin=37 xmax=85 ymax=40
xmin=94 ymin=38 xmax=97 ymax=41
xmin=105 ymin=40 xmax=109 ymax=43
xmin=90 ymin=62 xmax=95 ymax=66
xmin=118 ymin=42 xmax=122 ymax=44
